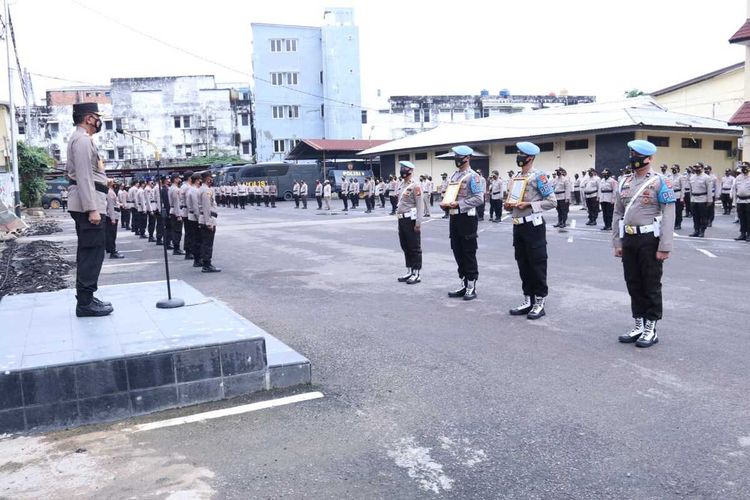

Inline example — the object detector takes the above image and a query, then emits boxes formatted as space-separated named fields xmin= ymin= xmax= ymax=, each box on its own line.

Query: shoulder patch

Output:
xmin=536 ymin=172 xmax=554 ymax=197
xmin=657 ymin=175 xmax=676 ymax=204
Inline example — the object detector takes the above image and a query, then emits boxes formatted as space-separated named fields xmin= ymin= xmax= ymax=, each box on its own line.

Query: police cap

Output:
xmin=627 ymin=139 xmax=657 ymax=156
xmin=72 ymin=102 xmax=103 ymax=116
xmin=451 ymin=145 xmax=473 ymax=157
xmin=399 ymin=160 xmax=415 ymax=170
xmin=516 ymin=141 xmax=540 ymax=156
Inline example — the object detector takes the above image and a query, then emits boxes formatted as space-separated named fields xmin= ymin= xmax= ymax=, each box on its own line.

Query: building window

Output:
xmin=539 ymin=142 xmax=554 ymax=152
xmin=242 ymin=141 xmax=250 ymax=154
xmin=272 ymin=106 xmax=283 ymax=119
xmin=104 ymin=120 xmax=113 ymax=131
xmin=270 ymin=39 xmax=282 ymax=52
xmin=49 ymin=122 xmax=59 ymax=134
xmin=289 ymin=139 xmax=300 ymax=150
xmin=107 ymin=150 xmax=115 ymax=160
xmin=273 ymin=139 xmax=285 ymax=153
xmin=713 ymin=140 xmax=733 ymax=151
xmin=270 ymin=38 xmax=297 ymax=52
xmin=565 ymin=139 xmax=589 ymax=150
xmin=241 ymin=113 xmax=249 ymax=126
xmin=52 ymin=149 xmax=61 ymax=161
xmin=505 ymin=145 xmax=516 ymax=154
xmin=117 ymin=147 xmax=124 ymax=159
xmin=176 ymin=145 xmax=183 ymax=156
xmin=361 ymin=110 xmax=368 ymax=124
xmin=435 ymin=150 xmax=448 ymax=156
xmin=285 ymin=72 xmax=298 ymax=85
xmin=413 ymin=109 xmax=420 ymax=122
xmin=647 ymin=136 xmax=670 ymax=147
xmin=18 ymin=124 xmax=25 ymax=135
xmin=320 ymin=71 xmax=323 ymax=84
xmin=174 ymin=116 xmax=181 ymax=128
xmin=183 ymin=116 xmax=191 ymax=128
xmin=185 ymin=145 xmax=192 ymax=157
xmin=174 ymin=116 xmax=191 ymax=128
xmin=288 ymin=105 xmax=299 ymax=119
xmin=681 ymin=138 xmax=702 ymax=149
xmin=415 ymin=152 xmax=428 ymax=161
xmin=424 ymin=109 xmax=430 ymax=123
xmin=104 ymin=91 xmax=111 ymax=97
xmin=115 ymin=118 xmax=123 ymax=130
xmin=271 ymin=72 xmax=282 ymax=85
xmin=270 ymin=72 xmax=297 ymax=86
xmin=285 ymin=39 xmax=297 ymax=52
xmin=398 ymin=154 xmax=410 ymax=161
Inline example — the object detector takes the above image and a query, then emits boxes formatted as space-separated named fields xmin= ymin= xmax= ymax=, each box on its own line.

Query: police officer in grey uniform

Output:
xmin=395 ymin=161 xmax=424 ymax=284
xmin=105 ymin=180 xmax=124 ymax=259
xmin=599 ymin=169 xmax=618 ymax=230
xmin=199 ymin=172 xmax=220 ymax=272
xmin=440 ymin=145 xmax=484 ymax=300
xmin=733 ymin=162 xmax=750 ymax=240
xmin=553 ymin=168 xmax=572 ymax=228
xmin=669 ymin=165 xmax=684 ymax=230
xmin=614 ymin=140 xmax=676 ymax=348
xmin=689 ymin=164 xmax=711 ymax=237
xmin=506 ymin=142 xmax=557 ymax=319
xmin=66 ymin=103 xmax=113 ymax=317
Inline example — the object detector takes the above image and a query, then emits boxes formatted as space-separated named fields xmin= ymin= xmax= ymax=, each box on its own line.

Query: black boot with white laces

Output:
xmin=463 ymin=280 xmax=477 ymax=301
xmin=509 ymin=296 xmax=533 ymax=316
xmin=406 ymin=269 xmax=421 ymax=285
xmin=636 ymin=319 xmax=659 ymax=348
xmin=527 ymin=296 xmax=546 ymax=320
xmin=618 ymin=318 xmax=644 ymax=343
xmin=397 ymin=268 xmax=414 ymax=283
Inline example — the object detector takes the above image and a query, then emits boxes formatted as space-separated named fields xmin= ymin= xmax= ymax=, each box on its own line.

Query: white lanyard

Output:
xmin=622 ymin=175 xmax=660 ymax=219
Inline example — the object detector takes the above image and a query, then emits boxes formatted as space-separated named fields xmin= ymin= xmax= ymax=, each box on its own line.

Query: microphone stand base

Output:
xmin=156 ymin=297 xmax=185 ymax=309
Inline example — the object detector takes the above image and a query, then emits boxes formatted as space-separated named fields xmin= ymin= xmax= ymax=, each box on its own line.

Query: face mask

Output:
xmin=661 ymin=167 xmax=667 ymax=173
xmin=90 ymin=116 xmax=102 ymax=133
xmin=454 ymin=156 xmax=467 ymax=168
xmin=742 ymin=168 xmax=748 ymax=174
xmin=516 ymin=155 xmax=530 ymax=167
xmin=629 ymin=155 xmax=649 ymax=170
xmin=400 ymin=167 xmax=412 ymax=178
xmin=603 ymin=173 xmax=610 ymax=179
xmin=671 ymin=169 xmax=678 ymax=174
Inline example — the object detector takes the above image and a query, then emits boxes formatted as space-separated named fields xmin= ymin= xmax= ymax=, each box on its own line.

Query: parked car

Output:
xmin=41 ymin=178 xmax=68 ymax=209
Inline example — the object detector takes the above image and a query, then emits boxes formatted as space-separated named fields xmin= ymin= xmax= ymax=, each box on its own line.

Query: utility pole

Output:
xmin=4 ymin=0 xmax=20 ymax=216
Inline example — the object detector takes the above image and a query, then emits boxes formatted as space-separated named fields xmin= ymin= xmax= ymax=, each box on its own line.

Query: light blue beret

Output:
xmin=627 ymin=139 xmax=657 ymax=156
xmin=399 ymin=161 xmax=415 ymax=169
xmin=451 ymin=145 xmax=474 ymax=156
xmin=516 ymin=141 xmax=541 ymax=156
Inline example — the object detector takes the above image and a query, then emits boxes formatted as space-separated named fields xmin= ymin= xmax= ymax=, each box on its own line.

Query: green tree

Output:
xmin=17 ymin=141 xmax=54 ymax=208
xmin=624 ymin=89 xmax=646 ymax=98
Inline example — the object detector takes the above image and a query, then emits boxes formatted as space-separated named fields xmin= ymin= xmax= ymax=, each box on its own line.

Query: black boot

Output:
xmin=448 ymin=278 xmax=467 ymax=298
xmin=155 ymin=240 xmax=163 ymax=246
xmin=193 ymin=259 xmax=203 ymax=268
xmin=527 ymin=296 xmax=546 ymax=320
xmin=397 ymin=268 xmax=413 ymax=283
xmin=76 ymin=299 xmax=113 ymax=318
xmin=173 ymin=249 xmax=185 ymax=255
xmin=202 ymin=262 xmax=222 ymax=273
xmin=735 ymin=233 xmax=748 ymax=241
xmin=109 ymin=251 xmax=125 ymax=259
xmin=509 ymin=296 xmax=533 ymax=316
xmin=185 ymin=253 xmax=193 ymax=260
xmin=635 ymin=320 xmax=658 ymax=348
xmin=463 ymin=280 xmax=477 ymax=301
xmin=406 ymin=270 xmax=421 ymax=285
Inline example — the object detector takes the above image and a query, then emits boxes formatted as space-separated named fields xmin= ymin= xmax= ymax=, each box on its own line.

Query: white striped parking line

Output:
xmin=102 ymin=260 xmax=159 ymax=268
xmin=696 ymin=248 xmax=718 ymax=258
xmin=128 ymin=392 xmax=325 ymax=432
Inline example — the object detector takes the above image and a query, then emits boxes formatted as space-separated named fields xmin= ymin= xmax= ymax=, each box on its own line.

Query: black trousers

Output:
xmin=147 ymin=212 xmax=156 ymax=237
xmin=350 ymin=193 xmax=358 ymax=207
xmin=130 ymin=208 xmax=138 ymax=232
xmin=476 ymin=201 xmax=485 ymax=220
xmin=380 ymin=194 xmax=386 ymax=208
xmin=621 ymin=233 xmax=663 ymax=321
xmin=232 ymin=196 xmax=238 ymax=208
xmin=199 ymin=224 xmax=215 ymax=265
xmin=264 ymin=195 xmax=270 ymax=207
xmin=105 ymin=216 xmax=118 ymax=254
xmin=429 ymin=193 xmax=435 ymax=207
xmin=721 ymin=193 xmax=733 ymax=214
xmin=342 ymin=194 xmax=349 ymax=210
xmin=489 ymin=199 xmax=503 ymax=220
xmin=389 ymin=196 xmax=398 ymax=213
xmin=316 ymin=195 xmax=323 ymax=209
xmin=586 ymin=197 xmax=599 ymax=222
xmin=301 ymin=195 xmax=307 ymax=208
xmin=120 ymin=207 xmax=130 ymax=228
xmin=692 ymin=202 xmax=708 ymax=233
xmin=707 ymin=199 xmax=715 ymax=223
xmin=62 ymin=200 xmax=68 ymax=211
xmin=155 ymin=212 xmax=164 ymax=243
xmin=449 ymin=213 xmax=479 ymax=281
xmin=601 ymin=201 xmax=614 ymax=229
xmin=556 ymin=200 xmax=569 ymax=225
xmin=684 ymin=193 xmax=692 ymax=216
xmin=270 ymin=195 xmax=276 ymax=207
xmin=190 ymin=220 xmax=203 ymax=262
xmin=249 ymin=194 xmax=255 ymax=206
xmin=365 ymin=195 xmax=374 ymax=211
xmin=513 ymin=220 xmax=548 ymax=298
xmin=138 ymin=211 xmax=147 ymax=235
xmin=674 ymin=200 xmax=683 ymax=228
xmin=398 ymin=218 xmax=422 ymax=270
xmin=573 ymin=191 xmax=581 ymax=205
xmin=171 ymin=215 xmax=183 ymax=250
xmin=738 ymin=202 xmax=750 ymax=235
xmin=239 ymin=195 xmax=246 ymax=209
xmin=294 ymin=194 xmax=300 ymax=208
xmin=70 ymin=211 xmax=105 ymax=305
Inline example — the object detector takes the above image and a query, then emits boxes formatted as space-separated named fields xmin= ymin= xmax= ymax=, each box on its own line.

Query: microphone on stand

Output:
xmin=115 ymin=128 xmax=184 ymax=309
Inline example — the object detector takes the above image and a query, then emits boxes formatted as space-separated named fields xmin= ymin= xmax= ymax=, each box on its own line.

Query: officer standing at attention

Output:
xmin=705 ymin=164 xmax=718 ymax=227
xmin=293 ymin=179 xmax=301 ymax=208
xmin=505 ymin=142 xmax=557 ymax=320
xmin=439 ymin=172 xmax=450 ymax=218
xmin=721 ymin=168 xmax=735 ymax=215
xmin=300 ymin=180 xmax=309 ymax=209
xmin=582 ymin=168 xmax=601 ymax=225
xmin=269 ymin=180 xmax=277 ymax=208
xmin=489 ymin=171 xmax=505 ymax=222
xmin=315 ymin=180 xmax=323 ymax=209
xmin=323 ymin=180 xmax=332 ymax=210
xmin=440 ymin=145 xmax=484 ymax=301
xmin=199 ymin=172 xmax=221 ymax=272
xmin=341 ymin=176 xmax=350 ymax=212
xmin=689 ymin=163 xmax=711 ymax=237
xmin=669 ymin=165 xmax=684 ymax=230
xmin=105 ymin=180 xmax=124 ymax=259
xmin=389 ymin=175 xmax=400 ymax=215
xmin=553 ymin=168 xmax=572 ymax=228
xmin=66 ymin=102 xmax=113 ymax=317
xmin=117 ymin=183 xmax=129 ymax=229
xmin=188 ymin=173 xmax=203 ymax=266
xmin=613 ymin=140 xmax=675 ymax=348
xmin=395 ymin=161 xmax=424 ymax=285
xmin=127 ymin=181 xmax=138 ymax=233
xmin=169 ymin=174 xmax=184 ymax=254
xmin=733 ymin=162 xmax=750 ymax=241
xmin=599 ymin=169 xmax=618 ymax=231
xmin=238 ymin=181 xmax=247 ymax=209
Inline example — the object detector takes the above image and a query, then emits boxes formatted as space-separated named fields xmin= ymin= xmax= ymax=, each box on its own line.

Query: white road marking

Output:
xmin=102 ymin=260 xmax=159 ymax=268
xmin=129 ymin=392 xmax=324 ymax=432
xmin=696 ymin=248 xmax=718 ymax=258
xmin=501 ymin=215 xmax=510 ymax=221
xmin=63 ymin=249 xmax=143 ymax=258
xmin=567 ymin=219 xmax=576 ymax=242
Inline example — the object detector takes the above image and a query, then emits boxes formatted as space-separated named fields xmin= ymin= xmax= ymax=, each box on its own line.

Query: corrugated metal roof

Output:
xmin=729 ymin=18 xmax=750 ymax=44
xmin=651 ymin=62 xmax=744 ymax=96
xmin=728 ymin=101 xmax=750 ymax=125
xmin=358 ymin=97 xmax=741 ymax=156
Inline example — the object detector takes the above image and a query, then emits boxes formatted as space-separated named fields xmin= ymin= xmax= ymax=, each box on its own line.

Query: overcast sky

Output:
xmin=5 ymin=0 xmax=747 ymax=107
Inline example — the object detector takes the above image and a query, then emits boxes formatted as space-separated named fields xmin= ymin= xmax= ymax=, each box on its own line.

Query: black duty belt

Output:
xmin=738 ymin=195 xmax=750 ymax=200
xmin=210 ymin=211 xmax=218 ymax=218
xmin=673 ymin=189 xmax=681 ymax=192
xmin=180 ymin=205 xmax=187 ymax=209
xmin=692 ymin=192 xmax=707 ymax=196
xmin=584 ymin=191 xmax=597 ymax=194
xmin=114 ymin=207 xmax=121 ymax=212
xmin=600 ymin=190 xmax=613 ymax=193
xmin=69 ymin=179 xmax=107 ymax=194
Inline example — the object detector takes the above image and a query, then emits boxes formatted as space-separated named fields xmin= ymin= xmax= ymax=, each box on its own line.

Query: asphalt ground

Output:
xmin=2 ymin=199 xmax=749 ymax=499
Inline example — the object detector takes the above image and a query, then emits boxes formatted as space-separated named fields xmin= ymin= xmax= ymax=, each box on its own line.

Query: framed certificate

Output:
xmin=441 ymin=182 xmax=461 ymax=205
xmin=506 ymin=178 xmax=528 ymax=204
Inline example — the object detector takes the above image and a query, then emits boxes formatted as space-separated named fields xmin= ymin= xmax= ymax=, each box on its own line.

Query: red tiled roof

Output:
xmin=728 ymin=101 xmax=750 ymax=125
xmin=302 ymin=139 xmax=389 ymax=151
xmin=729 ymin=19 xmax=750 ymax=44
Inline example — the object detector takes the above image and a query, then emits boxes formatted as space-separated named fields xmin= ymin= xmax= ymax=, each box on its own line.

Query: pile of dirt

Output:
xmin=0 ymin=240 xmax=71 ymax=298
xmin=23 ymin=219 xmax=63 ymax=236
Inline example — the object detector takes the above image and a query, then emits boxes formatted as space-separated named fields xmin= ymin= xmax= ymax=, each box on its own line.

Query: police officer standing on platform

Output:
xmin=66 ymin=102 xmax=113 ymax=317
xmin=440 ymin=145 xmax=484 ymax=301
xmin=506 ymin=142 xmax=557 ymax=320
xmin=199 ymin=172 xmax=221 ymax=272
xmin=395 ymin=161 xmax=424 ymax=285
xmin=614 ymin=140 xmax=676 ymax=348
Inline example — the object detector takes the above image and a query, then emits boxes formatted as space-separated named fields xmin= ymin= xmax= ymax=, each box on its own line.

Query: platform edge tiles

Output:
xmin=0 ymin=280 xmax=312 ymax=434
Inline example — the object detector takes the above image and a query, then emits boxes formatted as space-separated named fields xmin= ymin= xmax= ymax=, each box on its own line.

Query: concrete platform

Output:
xmin=0 ymin=280 xmax=311 ymax=434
